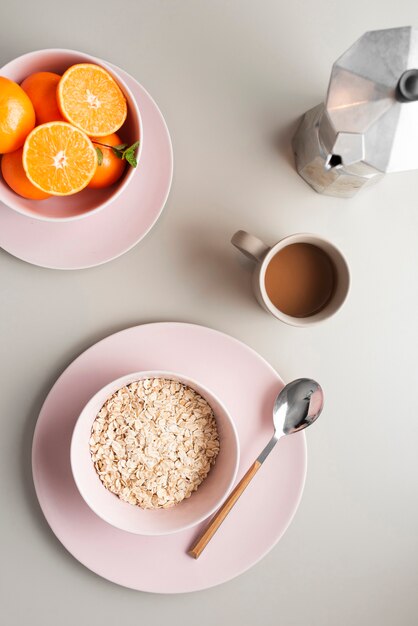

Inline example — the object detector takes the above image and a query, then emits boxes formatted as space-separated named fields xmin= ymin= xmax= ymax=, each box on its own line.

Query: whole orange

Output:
xmin=89 ymin=133 xmax=126 ymax=189
xmin=0 ymin=77 xmax=35 ymax=153
xmin=20 ymin=72 xmax=63 ymax=124
xmin=1 ymin=147 xmax=50 ymax=199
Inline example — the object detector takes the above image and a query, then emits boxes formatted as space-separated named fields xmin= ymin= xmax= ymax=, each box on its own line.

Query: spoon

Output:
xmin=188 ymin=378 xmax=324 ymax=558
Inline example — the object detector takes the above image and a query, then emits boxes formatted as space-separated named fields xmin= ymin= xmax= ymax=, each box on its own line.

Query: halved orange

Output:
xmin=22 ymin=121 xmax=97 ymax=196
xmin=57 ymin=64 xmax=127 ymax=137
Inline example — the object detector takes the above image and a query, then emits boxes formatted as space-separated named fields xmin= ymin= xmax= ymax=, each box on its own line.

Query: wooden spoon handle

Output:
xmin=188 ymin=459 xmax=262 ymax=559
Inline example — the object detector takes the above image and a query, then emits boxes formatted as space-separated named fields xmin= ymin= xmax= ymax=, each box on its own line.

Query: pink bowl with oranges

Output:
xmin=0 ymin=48 xmax=142 ymax=221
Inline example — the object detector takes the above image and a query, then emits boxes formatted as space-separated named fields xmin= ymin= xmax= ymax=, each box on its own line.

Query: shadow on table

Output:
xmin=271 ymin=116 xmax=301 ymax=170
xmin=180 ymin=222 xmax=258 ymax=313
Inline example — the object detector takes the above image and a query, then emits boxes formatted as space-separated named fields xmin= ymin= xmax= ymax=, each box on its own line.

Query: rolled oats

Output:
xmin=89 ymin=378 xmax=220 ymax=509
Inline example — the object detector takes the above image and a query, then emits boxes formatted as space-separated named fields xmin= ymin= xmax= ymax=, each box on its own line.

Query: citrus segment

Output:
xmin=0 ymin=76 xmax=35 ymax=153
xmin=21 ymin=72 xmax=64 ymax=124
xmin=1 ymin=147 xmax=50 ymax=200
xmin=57 ymin=64 xmax=127 ymax=136
xmin=88 ymin=133 xmax=126 ymax=188
xmin=22 ymin=122 xmax=97 ymax=196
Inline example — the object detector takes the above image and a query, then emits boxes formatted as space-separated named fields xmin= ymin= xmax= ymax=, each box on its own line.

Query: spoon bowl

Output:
xmin=274 ymin=378 xmax=324 ymax=435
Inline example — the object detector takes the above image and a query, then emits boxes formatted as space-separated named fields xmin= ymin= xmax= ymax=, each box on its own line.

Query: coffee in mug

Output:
xmin=264 ymin=243 xmax=335 ymax=318
xmin=231 ymin=231 xmax=349 ymax=326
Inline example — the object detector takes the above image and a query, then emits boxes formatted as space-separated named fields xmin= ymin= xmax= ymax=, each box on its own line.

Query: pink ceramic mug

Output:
xmin=0 ymin=48 xmax=142 ymax=221
xmin=231 ymin=230 xmax=350 ymax=327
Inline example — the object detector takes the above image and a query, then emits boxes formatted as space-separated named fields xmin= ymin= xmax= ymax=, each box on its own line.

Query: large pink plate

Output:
xmin=0 ymin=65 xmax=173 ymax=270
xmin=32 ymin=322 xmax=306 ymax=593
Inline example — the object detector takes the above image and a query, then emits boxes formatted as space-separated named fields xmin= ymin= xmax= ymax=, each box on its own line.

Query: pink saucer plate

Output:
xmin=32 ymin=322 xmax=307 ymax=593
xmin=0 ymin=64 xmax=173 ymax=269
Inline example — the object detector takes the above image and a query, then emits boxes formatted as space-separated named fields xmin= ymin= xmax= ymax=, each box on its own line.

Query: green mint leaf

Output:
xmin=122 ymin=141 xmax=140 ymax=168
xmin=95 ymin=147 xmax=104 ymax=166
xmin=125 ymin=151 xmax=137 ymax=168
xmin=108 ymin=141 xmax=139 ymax=166
xmin=127 ymin=141 xmax=140 ymax=153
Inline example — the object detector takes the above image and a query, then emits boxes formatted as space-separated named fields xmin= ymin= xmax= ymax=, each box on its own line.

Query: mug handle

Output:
xmin=231 ymin=230 xmax=270 ymax=262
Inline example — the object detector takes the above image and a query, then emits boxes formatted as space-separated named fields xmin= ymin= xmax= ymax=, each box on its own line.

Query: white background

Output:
xmin=1 ymin=1 xmax=418 ymax=624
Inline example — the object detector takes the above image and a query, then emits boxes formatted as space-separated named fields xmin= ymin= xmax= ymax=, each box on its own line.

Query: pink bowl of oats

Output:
xmin=70 ymin=371 xmax=240 ymax=535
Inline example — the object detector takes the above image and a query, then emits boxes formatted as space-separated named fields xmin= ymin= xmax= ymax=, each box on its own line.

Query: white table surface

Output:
xmin=1 ymin=1 xmax=418 ymax=624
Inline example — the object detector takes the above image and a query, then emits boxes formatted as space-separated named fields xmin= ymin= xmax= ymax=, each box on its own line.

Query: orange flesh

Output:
xmin=57 ymin=64 xmax=127 ymax=136
xmin=23 ymin=121 xmax=97 ymax=196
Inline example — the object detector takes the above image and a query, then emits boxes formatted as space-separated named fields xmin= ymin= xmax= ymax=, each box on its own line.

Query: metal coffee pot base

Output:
xmin=292 ymin=104 xmax=383 ymax=199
